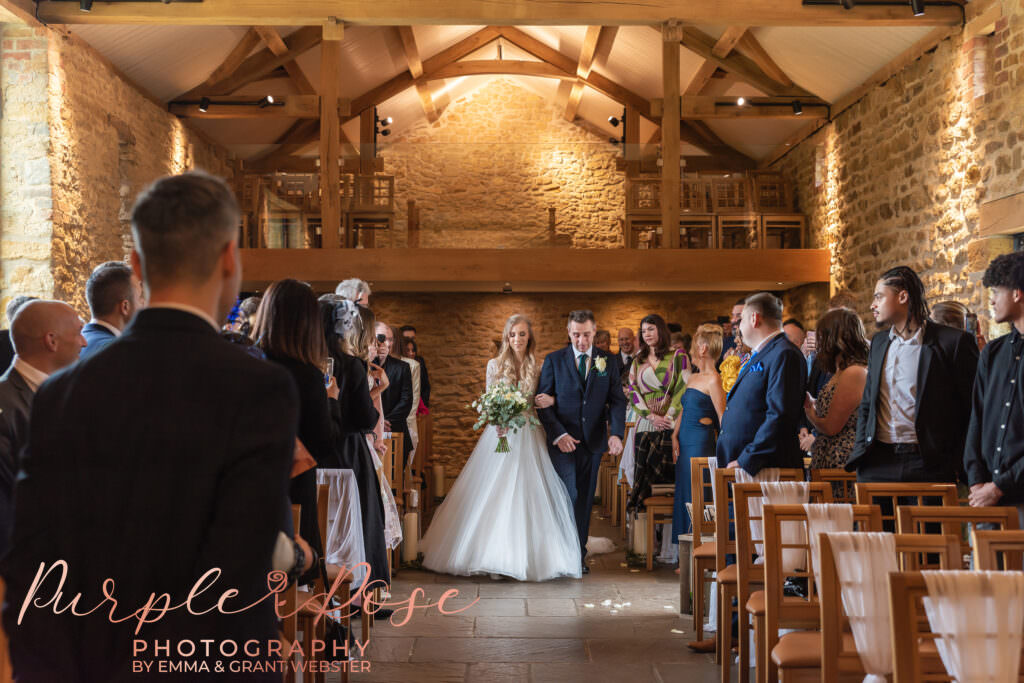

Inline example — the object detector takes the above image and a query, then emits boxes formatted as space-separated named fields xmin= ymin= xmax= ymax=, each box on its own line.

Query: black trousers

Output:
xmin=857 ymin=442 xmax=954 ymax=533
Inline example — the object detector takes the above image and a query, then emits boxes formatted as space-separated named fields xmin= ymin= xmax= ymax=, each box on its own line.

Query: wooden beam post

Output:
xmin=407 ymin=199 xmax=420 ymax=248
xmin=319 ymin=29 xmax=343 ymax=249
xmin=624 ymin=103 xmax=640 ymax=176
xmin=661 ymin=22 xmax=682 ymax=249
xmin=359 ymin=108 xmax=376 ymax=175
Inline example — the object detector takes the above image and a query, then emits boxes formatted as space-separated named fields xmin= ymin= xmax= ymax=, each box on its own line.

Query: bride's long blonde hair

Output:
xmin=494 ymin=314 xmax=537 ymax=387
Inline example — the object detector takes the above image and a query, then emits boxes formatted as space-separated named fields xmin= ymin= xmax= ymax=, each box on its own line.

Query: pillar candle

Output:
xmin=402 ymin=512 xmax=419 ymax=562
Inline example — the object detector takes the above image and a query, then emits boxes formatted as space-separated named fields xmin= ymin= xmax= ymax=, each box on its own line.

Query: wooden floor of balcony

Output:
xmin=240 ymin=247 xmax=830 ymax=292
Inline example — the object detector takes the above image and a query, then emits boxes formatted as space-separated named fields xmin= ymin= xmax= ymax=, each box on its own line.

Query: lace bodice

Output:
xmin=486 ymin=358 xmax=537 ymax=404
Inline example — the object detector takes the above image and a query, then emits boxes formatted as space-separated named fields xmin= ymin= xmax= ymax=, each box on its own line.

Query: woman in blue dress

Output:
xmin=671 ymin=324 xmax=727 ymax=544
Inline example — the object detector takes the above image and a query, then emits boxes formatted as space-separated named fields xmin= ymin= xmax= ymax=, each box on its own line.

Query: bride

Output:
xmin=420 ymin=314 xmax=582 ymax=581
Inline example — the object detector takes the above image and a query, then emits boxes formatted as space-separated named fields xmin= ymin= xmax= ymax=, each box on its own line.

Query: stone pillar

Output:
xmin=0 ymin=24 xmax=55 ymax=318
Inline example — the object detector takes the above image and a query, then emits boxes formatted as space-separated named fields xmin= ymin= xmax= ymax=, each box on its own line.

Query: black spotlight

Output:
xmin=608 ymin=115 xmax=621 ymax=127
xmin=910 ymin=0 xmax=925 ymax=16
xmin=198 ymin=97 xmax=210 ymax=113
xmin=380 ymin=129 xmax=391 ymax=137
xmin=80 ymin=0 xmax=93 ymax=11
xmin=608 ymin=137 xmax=619 ymax=145
xmin=840 ymin=0 xmax=855 ymax=8
xmin=792 ymin=101 xmax=803 ymax=116
xmin=258 ymin=95 xmax=275 ymax=108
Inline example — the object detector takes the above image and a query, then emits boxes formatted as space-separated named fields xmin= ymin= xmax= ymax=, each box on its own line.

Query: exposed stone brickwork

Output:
xmin=379 ymin=79 xmax=625 ymax=249
xmin=774 ymin=2 xmax=1024 ymax=336
xmin=1 ymin=25 xmax=53 ymax=316
xmin=370 ymin=291 xmax=743 ymax=474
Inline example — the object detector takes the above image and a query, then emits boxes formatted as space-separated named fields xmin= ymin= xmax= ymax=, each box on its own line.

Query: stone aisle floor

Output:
xmin=332 ymin=510 xmax=719 ymax=683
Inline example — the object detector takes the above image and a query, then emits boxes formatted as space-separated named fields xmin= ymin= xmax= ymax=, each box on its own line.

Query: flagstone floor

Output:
xmin=333 ymin=511 xmax=719 ymax=683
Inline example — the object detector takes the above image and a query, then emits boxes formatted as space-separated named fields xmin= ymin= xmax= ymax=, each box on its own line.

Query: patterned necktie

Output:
xmin=577 ymin=353 xmax=588 ymax=381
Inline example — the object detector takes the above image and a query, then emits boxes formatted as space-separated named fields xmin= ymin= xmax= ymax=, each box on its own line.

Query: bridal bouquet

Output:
xmin=470 ymin=381 xmax=539 ymax=453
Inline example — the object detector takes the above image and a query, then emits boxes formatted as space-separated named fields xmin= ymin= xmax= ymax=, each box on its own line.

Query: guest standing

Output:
xmin=964 ymin=252 xmax=1024 ymax=525
xmin=376 ymin=322 xmax=414 ymax=467
xmin=803 ymin=309 xmax=869 ymax=471
xmin=336 ymin=277 xmax=371 ymax=306
xmin=253 ymin=279 xmax=331 ymax=581
xmin=614 ymin=326 xmax=637 ymax=385
xmin=80 ymin=261 xmax=145 ymax=359
xmin=782 ymin=318 xmax=806 ymax=349
xmin=400 ymin=325 xmax=431 ymax=407
xmin=671 ymin=324 xmax=725 ymax=540
xmin=2 ymin=172 xmax=304 ymax=680
xmin=594 ymin=329 xmax=612 ymax=353
xmin=848 ymin=266 xmax=978 ymax=483
xmin=627 ymin=314 xmax=688 ymax=510
xmin=0 ymin=296 xmax=37 ymax=374
xmin=717 ymin=293 xmax=806 ymax=474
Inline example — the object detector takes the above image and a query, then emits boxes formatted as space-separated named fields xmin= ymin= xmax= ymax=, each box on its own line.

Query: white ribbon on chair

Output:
xmin=760 ymin=482 xmax=809 ymax=572
xmin=706 ymin=457 xmax=719 ymax=633
xmin=803 ymin=503 xmax=853 ymax=593
xmin=826 ymin=531 xmax=897 ymax=683
xmin=316 ymin=469 xmax=369 ymax=587
xmin=922 ymin=570 xmax=1024 ymax=683
xmin=734 ymin=467 xmax=782 ymax=560
xmin=619 ymin=420 xmax=637 ymax=488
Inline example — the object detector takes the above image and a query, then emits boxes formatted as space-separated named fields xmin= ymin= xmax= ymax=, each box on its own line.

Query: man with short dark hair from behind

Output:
xmin=964 ymin=252 xmax=1024 ymax=525
xmin=2 ymin=171 xmax=309 ymax=681
xmin=80 ymin=260 xmax=145 ymax=359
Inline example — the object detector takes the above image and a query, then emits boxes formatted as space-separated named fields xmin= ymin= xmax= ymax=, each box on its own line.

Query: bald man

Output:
xmin=614 ymin=326 xmax=637 ymax=380
xmin=0 ymin=300 xmax=85 ymax=555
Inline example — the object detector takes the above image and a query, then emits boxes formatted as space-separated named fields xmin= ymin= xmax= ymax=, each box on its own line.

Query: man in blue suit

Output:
xmin=537 ymin=310 xmax=627 ymax=573
xmin=717 ymin=293 xmax=806 ymax=475
xmin=80 ymin=261 xmax=145 ymax=359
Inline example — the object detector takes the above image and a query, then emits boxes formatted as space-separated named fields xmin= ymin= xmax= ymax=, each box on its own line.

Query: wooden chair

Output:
xmin=384 ymin=434 xmax=405 ymax=577
xmin=689 ymin=457 xmax=717 ymax=643
xmin=644 ymin=492 xmax=675 ymax=571
xmin=888 ymin=571 xmax=1024 ymax=683
xmin=972 ymin=529 xmax=1024 ymax=570
xmin=896 ymin=505 xmax=1020 ymax=568
xmin=818 ymin=531 xmax=959 ymax=683
xmin=809 ymin=468 xmax=857 ymax=503
xmin=762 ymin=504 xmax=882 ymax=683
xmin=712 ymin=468 xmax=803 ymax=681
xmin=317 ymin=483 xmax=352 ymax=683
xmin=734 ymin=482 xmax=832 ymax=683
xmin=854 ymin=482 xmax=958 ymax=531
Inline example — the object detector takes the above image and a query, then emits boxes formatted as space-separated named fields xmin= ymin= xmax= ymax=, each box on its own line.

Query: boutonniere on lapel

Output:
xmin=593 ymin=357 xmax=607 ymax=376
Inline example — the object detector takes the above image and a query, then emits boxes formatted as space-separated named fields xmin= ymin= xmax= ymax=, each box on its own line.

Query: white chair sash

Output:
xmin=803 ymin=503 xmax=853 ymax=593
xmin=922 ymin=570 xmax=1024 ymax=683
xmin=735 ymin=467 xmax=783 ymax=560
xmin=316 ymin=469 xmax=369 ymax=587
xmin=826 ymin=531 xmax=897 ymax=683
xmin=760 ymin=481 xmax=809 ymax=571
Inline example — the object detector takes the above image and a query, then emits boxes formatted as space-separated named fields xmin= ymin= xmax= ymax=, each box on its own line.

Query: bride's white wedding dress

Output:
xmin=420 ymin=359 xmax=582 ymax=581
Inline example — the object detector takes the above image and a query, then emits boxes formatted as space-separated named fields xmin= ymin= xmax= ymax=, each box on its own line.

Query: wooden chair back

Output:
xmin=854 ymin=483 xmax=958 ymax=530
xmin=733 ymin=482 xmax=832 ymax=594
xmin=280 ymin=505 xmax=301 ymax=670
xmin=810 ymin=468 xmax=857 ymax=503
xmin=388 ymin=432 xmax=405 ymax=502
xmin=820 ymin=532 xmax=959 ymax=682
xmin=972 ymin=529 xmax=1024 ymax=570
xmin=896 ymin=505 xmax=1020 ymax=568
xmin=712 ymin=468 xmax=803 ymax=573
xmin=378 ymin=437 xmax=394 ymax=481
xmin=689 ymin=457 xmax=715 ymax=548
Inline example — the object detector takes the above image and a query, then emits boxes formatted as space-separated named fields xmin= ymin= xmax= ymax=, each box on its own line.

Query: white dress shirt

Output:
xmin=876 ymin=326 xmax=923 ymax=444
xmin=88 ymin=318 xmax=122 ymax=337
xmin=11 ymin=356 xmax=48 ymax=393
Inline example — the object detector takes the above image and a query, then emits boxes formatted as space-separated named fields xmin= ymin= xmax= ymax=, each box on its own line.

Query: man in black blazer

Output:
xmin=2 ymin=172 xmax=304 ymax=681
xmin=80 ymin=261 xmax=145 ymax=360
xmin=0 ymin=296 xmax=38 ymax=375
xmin=848 ymin=266 xmax=978 ymax=483
xmin=376 ymin=322 xmax=413 ymax=465
xmin=716 ymin=293 xmax=806 ymax=474
xmin=613 ymin=326 xmax=636 ymax=382
xmin=0 ymin=300 xmax=85 ymax=557
xmin=537 ymin=310 xmax=626 ymax=572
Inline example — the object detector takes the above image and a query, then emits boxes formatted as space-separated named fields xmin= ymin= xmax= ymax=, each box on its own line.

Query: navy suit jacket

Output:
xmin=716 ymin=333 xmax=806 ymax=474
xmin=80 ymin=322 xmax=117 ymax=359
xmin=537 ymin=345 xmax=627 ymax=456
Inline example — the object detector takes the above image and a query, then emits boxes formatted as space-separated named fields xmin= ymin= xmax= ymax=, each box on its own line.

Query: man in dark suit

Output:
xmin=537 ymin=310 xmax=627 ymax=573
xmin=400 ymin=324 xmax=430 ymax=407
xmin=0 ymin=300 xmax=86 ymax=557
xmin=0 ymin=296 xmax=38 ymax=375
xmin=80 ymin=261 xmax=145 ymax=359
xmin=848 ymin=266 xmax=978 ymax=483
xmin=717 ymin=293 xmax=806 ymax=474
xmin=376 ymin=321 xmax=413 ymax=466
xmin=2 ymin=171 xmax=307 ymax=681
xmin=613 ymin=326 xmax=636 ymax=381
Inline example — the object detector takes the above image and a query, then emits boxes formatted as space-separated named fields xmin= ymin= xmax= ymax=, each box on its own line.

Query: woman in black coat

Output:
xmin=253 ymin=279 xmax=330 ymax=582
xmin=319 ymin=298 xmax=390 ymax=590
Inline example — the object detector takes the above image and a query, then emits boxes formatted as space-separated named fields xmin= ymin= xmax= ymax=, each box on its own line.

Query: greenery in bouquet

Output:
xmin=469 ymin=381 xmax=540 ymax=453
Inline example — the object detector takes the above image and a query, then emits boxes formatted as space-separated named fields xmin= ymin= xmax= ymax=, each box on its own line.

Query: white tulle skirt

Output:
xmin=420 ymin=424 xmax=582 ymax=582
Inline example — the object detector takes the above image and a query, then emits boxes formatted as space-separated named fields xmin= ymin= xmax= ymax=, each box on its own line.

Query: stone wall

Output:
xmin=370 ymin=291 xmax=743 ymax=474
xmin=1 ymin=25 xmax=53 ymax=317
xmin=773 ymin=4 xmax=1024 ymax=334
xmin=45 ymin=30 xmax=234 ymax=314
xmin=379 ymin=78 xmax=625 ymax=249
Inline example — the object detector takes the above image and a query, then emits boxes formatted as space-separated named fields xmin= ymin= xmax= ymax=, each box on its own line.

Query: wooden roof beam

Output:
xmin=396 ymin=27 xmax=440 ymax=123
xmin=735 ymin=32 xmax=794 ymax=89
xmin=37 ymin=0 xmax=965 ymax=27
xmin=564 ymin=26 xmax=612 ymax=122
xmin=255 ymin=27 xmax=316 ymax=95
xmin=202 ymin=25 xmax=323 ymax=96
xmin=177 ymin=28 xmax=262 ymax=100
